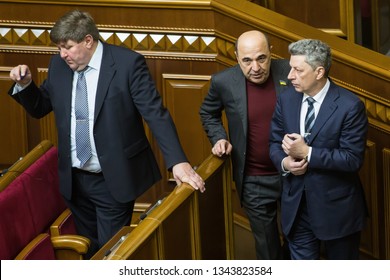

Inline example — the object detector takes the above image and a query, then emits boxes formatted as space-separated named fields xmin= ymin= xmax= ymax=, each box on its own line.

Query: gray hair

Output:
xmin=50 ymin=10 xmax=100 ymax=44
xmin=288 ymin=39 xmax=332 ymax=76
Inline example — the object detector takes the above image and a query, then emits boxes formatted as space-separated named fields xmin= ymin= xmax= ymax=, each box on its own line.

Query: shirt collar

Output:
xmin=302 ymin=78 xmax=330 ymax=105
xmin=87 ymin=40 xmax=103 ymax=71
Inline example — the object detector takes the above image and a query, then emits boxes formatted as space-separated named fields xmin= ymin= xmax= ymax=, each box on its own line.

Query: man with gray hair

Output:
xmin=269 ymin=39 xmax=368 ymax=259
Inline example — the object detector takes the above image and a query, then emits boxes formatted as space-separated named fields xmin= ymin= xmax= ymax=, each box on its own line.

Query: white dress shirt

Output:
xmin=299 ymin=79 xmax=330 ymax=161
xmin=281 ymin=79 xmax=330 ymax=174
xmin=70 ymin=41 xmax=103 ymax=171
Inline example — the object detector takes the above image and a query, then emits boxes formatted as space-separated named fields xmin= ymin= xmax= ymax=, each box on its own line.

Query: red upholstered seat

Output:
xmin=15 ymin=233 xmax=56 ymax=260
xmin=0 ymin=141 xmax=88 ymax=260
xmin=0 ymin=178 xmax=36 ymax=259
xmin=0 ymin=144 xmax=80 ymax=259
xmin=22 ymin=147 xmax=67 ymax=234
xmin=0 ymin=140 xmax=53 ymax=192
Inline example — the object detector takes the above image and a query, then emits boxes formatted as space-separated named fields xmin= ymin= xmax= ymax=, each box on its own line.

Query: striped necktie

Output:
xmin=75 ymin=67 xmax=92 ymax=167
xmin=304 ymin=97 xmax=315 ymax=142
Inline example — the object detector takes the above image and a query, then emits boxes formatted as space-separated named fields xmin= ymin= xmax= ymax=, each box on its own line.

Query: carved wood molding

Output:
xmin=1 ymin=22 xmax=389 ymax=133
xmin=0 ymin=21 xmax=226 ymax=59
xmin=2 ymin=0 xmax=213 ymax=9
xmin=332 ymin=77 xmax=390 ymax=134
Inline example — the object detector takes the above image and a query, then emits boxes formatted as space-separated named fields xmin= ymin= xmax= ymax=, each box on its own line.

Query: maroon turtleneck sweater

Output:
xmin=245 ymin=75 xmax=278 ymax=176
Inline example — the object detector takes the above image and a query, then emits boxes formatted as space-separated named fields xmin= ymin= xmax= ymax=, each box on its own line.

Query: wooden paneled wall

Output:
xmin=0 ymin=0 xmax=389 ymax=259
xmin=263 ymin=0 xmax=355 ymax=39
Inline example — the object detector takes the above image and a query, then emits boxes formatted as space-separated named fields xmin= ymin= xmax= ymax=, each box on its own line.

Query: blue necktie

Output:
xmin=304 ymin=97 xmax=315 ymax=142
xmin=75 ymin=67 xmax=92 ymax=167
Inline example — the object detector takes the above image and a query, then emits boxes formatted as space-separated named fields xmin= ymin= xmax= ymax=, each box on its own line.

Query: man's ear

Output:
xmin=84 ymin=34 xmax=94 ymax=48
xmin=235 ymin=51 xmax=239 ymax=63
xmin=316 ymin=66 xmax=326 ymax=80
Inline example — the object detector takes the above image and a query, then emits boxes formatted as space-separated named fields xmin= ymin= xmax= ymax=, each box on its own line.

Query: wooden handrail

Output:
xmin=102 ymin=154 xmax=230 ymax=260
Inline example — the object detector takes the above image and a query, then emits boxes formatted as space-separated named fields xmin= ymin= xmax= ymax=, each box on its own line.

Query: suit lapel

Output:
xmin=57 ymin=67 xmax=74 ymax=125
xmin=270 ymin=59 xmax=290 ymax=95
xmin=290 ymin=91 xmax=303 ymax=133
xmin=309 ymin=83 xmax=339 ymax=143
xmin=94 ymin=43 xmax=116 ymax=122
xmin=231 ymin=66 xmax=248 ymax=137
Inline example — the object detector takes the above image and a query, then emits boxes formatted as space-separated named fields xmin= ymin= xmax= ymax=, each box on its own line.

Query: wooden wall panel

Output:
xmin=359 ymin=141 xmax=379 ymax=259
xmin=265 ymin=0 xmax=354 ymax=39
xmin=162 ymin=74 xmax=211 ymax=169
xmin=128 ymin=233 xmax=160 ymax=260
xmin=384 ymin=149 xmax=390 ymax=260
xmin=162 ymin=200 xmax=198 ymax=260
xmin=271 ymin=0 xmax=341 ymax=28
xmin=233 ymin=213 xmax=256 ymax=259
xmin=0 ymin=67 xmax=28 ymax=169
xmin=36 ymin=68 xmax=58 ymax=147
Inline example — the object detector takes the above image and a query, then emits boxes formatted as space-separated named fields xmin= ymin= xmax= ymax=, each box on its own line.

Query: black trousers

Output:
xmin=241 ymin=174 xmax=283 ymax=260
xmin=287 ymin=193 xmax=361 ymax=260
xmin=65 ymin=168 xmax=135 ymax=259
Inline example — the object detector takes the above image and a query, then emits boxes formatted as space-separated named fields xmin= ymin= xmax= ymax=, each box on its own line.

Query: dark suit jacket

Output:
xmin=9 ymin=42 xmax=187 ymax=203
xmin=199 ymin=60 xmax=291 ymax=201
xmin=269 ymin=81 xmax=368 ymax=239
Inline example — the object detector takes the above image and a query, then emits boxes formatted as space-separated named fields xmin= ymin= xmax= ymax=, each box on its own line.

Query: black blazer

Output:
xmin=199 ymin=60 xmax=291 ymax=201
xmin=9 ymin=42 xmax=187 ymax=203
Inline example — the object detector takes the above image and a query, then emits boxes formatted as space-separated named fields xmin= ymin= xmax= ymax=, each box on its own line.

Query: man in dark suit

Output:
xmin=8 ymin=10 xmax=204 ymax=258
xmin=199 ymin=30 xmax=290 ymax=259
xmin=269 ymin=38 xmax=368 ymax=259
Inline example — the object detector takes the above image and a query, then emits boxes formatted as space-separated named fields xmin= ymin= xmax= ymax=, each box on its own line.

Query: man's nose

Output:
xmin=287 ymin=69 xmax=294 ymax=80
xmin=59 ymin=49 xmax=67 ymax=58
xmin=250 ymin=60 xmax=261 ymax=71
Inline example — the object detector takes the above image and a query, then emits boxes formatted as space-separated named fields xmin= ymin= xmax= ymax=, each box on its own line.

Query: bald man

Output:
xmin=200 ymin=30 xmax=291 ymax=259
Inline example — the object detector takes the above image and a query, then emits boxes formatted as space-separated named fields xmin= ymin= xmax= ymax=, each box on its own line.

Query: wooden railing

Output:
xmin=91 ymin=154 xmax=233 ymax=260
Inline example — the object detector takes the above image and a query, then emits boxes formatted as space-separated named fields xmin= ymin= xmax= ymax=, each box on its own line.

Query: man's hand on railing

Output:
xmin=211 ymin=139 xmax=232 ymax=157
xmin=172 ymin=162 xmax=206 ymax=193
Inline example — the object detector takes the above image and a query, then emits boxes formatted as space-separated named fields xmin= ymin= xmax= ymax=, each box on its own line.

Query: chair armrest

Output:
xmin=51 ymin=234 xmax=91 ymax=260
xmin=50 ymin=208 xmax=76 ymax=236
